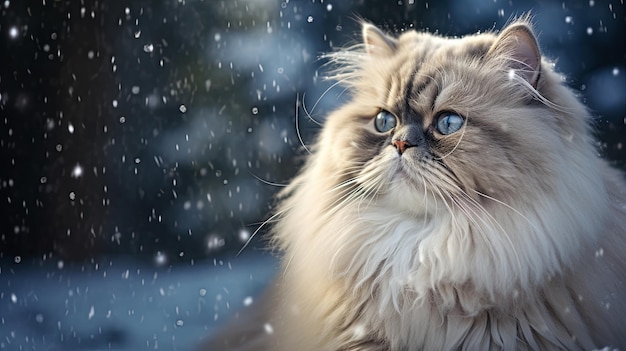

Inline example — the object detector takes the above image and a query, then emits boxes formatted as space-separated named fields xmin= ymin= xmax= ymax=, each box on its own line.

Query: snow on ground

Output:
xmin=0 ymin=252 xmax=277 ymax=350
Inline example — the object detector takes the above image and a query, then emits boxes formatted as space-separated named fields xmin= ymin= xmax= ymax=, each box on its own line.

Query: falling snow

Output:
xmin=8 ymin=26 xmax=18 ymax=39
xmin=0 ymin=0 xmax=624 ymax=350
xmin=71 ymin=163 xmax=83 ymax=178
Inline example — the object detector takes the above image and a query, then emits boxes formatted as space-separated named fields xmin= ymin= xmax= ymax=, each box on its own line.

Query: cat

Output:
xmin=203 ymin=16 xmax=626 ymax=350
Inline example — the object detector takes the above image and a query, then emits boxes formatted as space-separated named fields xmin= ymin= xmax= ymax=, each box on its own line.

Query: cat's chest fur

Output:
xmin=275 ymin=182 xmax=622 ymax=350
xmin=277 ymin=202 xmax=608 ymax=350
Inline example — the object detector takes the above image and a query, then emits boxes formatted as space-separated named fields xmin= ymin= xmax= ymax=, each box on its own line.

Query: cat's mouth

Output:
xmin=390 ymin=149 xmax=466 ymax=197
xmin=392 ymin=153 xmax=424 ymax=188
xmin=376 ymin=154 xmax=443 ymax=215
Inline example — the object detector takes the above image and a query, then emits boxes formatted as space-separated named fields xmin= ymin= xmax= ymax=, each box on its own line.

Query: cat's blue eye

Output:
xmin=374 ymin=110 xmax=397 ymax=133
xmin=436 ymin=113 xmax=464 ymax=135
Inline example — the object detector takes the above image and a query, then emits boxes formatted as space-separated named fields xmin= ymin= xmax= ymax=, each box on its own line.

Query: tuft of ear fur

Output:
xmin=362 ymin=23 xmax=397 ymax=57
xmin=487 ymin=21 xmax=542 ymax=88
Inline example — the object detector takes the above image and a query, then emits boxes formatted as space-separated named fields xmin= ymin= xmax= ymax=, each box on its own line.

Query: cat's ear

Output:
xmin=487 ymin=22 xmax=541 ymax=88
xmin=362 ymin=23 xmax=397 ymax=57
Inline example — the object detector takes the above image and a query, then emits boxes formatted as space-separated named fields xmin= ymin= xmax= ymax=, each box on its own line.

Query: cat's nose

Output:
xmin=393 ymin=140 xmax=414 ymax=154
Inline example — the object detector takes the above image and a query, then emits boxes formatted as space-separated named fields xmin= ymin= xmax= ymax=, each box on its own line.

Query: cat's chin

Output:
xmin=376 ymin=150 xmax=443 ymax=217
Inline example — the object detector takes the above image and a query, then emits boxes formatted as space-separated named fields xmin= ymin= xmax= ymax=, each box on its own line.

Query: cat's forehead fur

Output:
xmin=357 ymin=28 xmax=526 ymax=125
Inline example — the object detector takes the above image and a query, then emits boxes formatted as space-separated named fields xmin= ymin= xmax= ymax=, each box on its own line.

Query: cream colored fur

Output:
xmin=203 ymin=18 xmax=626 ymax=351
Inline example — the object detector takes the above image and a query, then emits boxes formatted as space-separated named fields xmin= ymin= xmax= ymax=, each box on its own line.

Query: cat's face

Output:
xmin=321 ymin=22 xmax=575 ymax=217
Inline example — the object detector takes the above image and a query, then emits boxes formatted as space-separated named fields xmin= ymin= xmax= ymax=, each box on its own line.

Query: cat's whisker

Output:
xmin=421 ymin=164 xmax=463 ymax=195
xmin=424 ymin=177 xmax=459 ymax=229
xmin=470 ymin=189 xmax=539 ymax=231
xmin=319 ymin=157 xmax=392 ymax=219
xmin=421 ymin=157 xmax=465 ymax=191
xmin=347 ymin=177 xmax=380 ymax=214
xmin=441 ymin=180 xmax=528 ymax=255
xmin=324 ymin=170 xmax=367 ymax=198
xmin=418 ymin=161 xmax=524 ymax=276
xmin=246 ymin=219 xmax=281 ymax=227
xmin=329 ymin=172 xmax=360 ymax=188
xmin=359 ymin=163 xmax=391 ymax=206
xmin=450 ymin=198 xmax=517 ymax=288
xmin=322 ymin=184 xmax=366 ymax=218
xmin=417 ymin=174 xmax=433 ymax=223
xmin=452 ymin=187 xmax=523 ymax=274
xmin=438 ymin=188 xmax=517 ymax=278
xmin=324 ymin=188 xmax=383 ymax=273
xmin=238 ymin=206 xmax=291 ymax=256
xmin=327 ymin=176 xmax=360 ymax=193
xmin=281 ymin=249 xmax=297 ymax=280
xmin=318 ymin=165 xmax=369 ymax=199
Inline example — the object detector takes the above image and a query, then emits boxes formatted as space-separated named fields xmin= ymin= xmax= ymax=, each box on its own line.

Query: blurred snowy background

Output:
xmin=1 ymin=0 xmax=624 ymax=350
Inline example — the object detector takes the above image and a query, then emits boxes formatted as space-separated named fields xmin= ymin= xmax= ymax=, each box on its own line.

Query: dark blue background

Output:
xmin=0 ymin=1 xmax=625 ymax=348
xmin=1 ymin=0 xmax=624 ymax=263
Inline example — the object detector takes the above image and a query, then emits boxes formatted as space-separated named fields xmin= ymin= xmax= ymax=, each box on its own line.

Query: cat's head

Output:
xmin=321 ymin=18 xmax=574 ymax=213
xmin=293 ymin=18 xmax=609 ymax=299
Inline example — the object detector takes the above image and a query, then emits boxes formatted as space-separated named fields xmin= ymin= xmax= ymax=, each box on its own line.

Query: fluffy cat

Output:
xmin=204 ymin=17 xmax=626 ymax=350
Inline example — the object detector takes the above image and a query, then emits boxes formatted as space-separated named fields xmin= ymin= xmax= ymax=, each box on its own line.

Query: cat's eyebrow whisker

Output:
xmin=530 ymin=89 xmax=570 ymax=114
xmin=300 ymin=93 xmax=323 ymax=126
xmin=295 ymin=94 xmax=312 ymax=155
xmin=301 ymin=80 xmax=345 ymax=126
xmin=433 ymin=118 xmax=468 ymax=160
xmin=505 ymin=67 xmax=571 ymax=115
xmin=249 ymin=171 xmax=289 ymax=187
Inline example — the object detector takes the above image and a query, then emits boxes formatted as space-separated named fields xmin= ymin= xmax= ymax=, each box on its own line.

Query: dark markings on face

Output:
xmin=402 ymin=69 xmax=419 ymax=118
xmin=353 ymin=128 xmax=389 ymax=164
xmin=353 ymin=40 xmax=499 ymax=182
